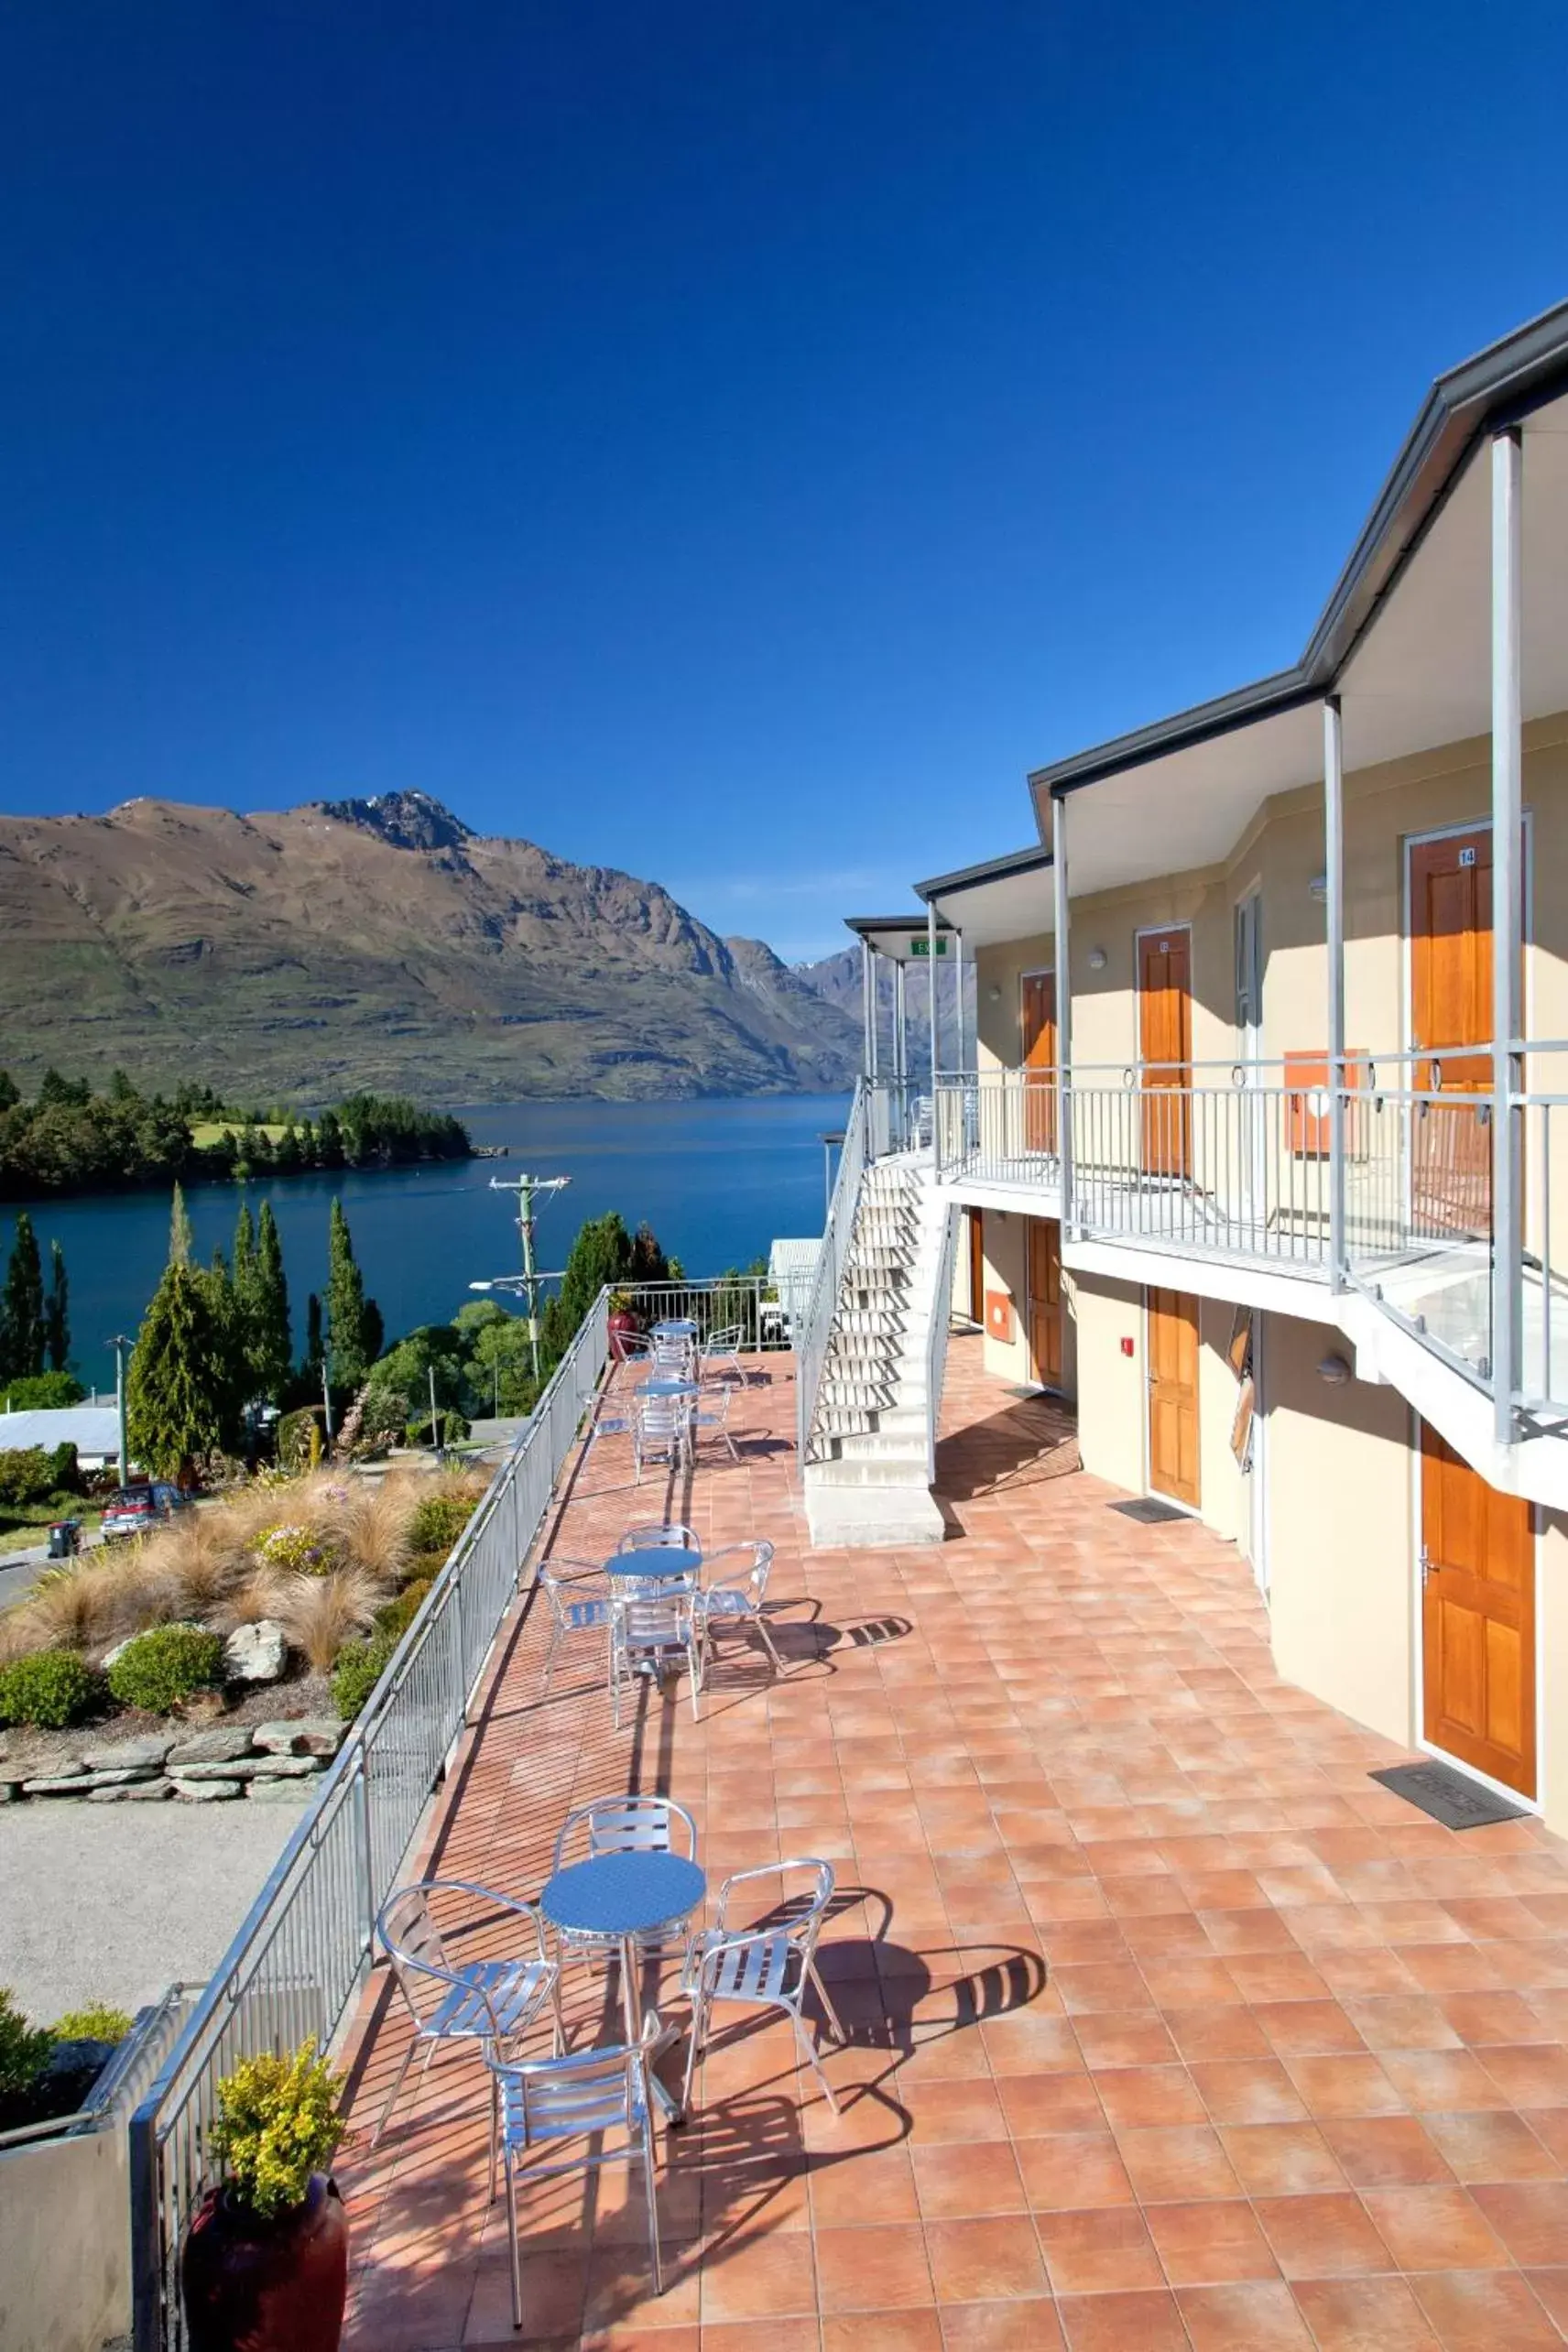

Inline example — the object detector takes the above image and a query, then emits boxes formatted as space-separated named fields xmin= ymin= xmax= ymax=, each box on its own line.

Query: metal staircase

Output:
xmin=801 ymin=1153 xmax=953 ymax=1547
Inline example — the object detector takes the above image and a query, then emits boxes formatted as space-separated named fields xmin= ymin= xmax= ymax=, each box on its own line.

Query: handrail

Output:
xmin=795 ymin=1078 xmax=870 ymax=1458
xmin=923 ymin=1196 xmax=959 ymax=1482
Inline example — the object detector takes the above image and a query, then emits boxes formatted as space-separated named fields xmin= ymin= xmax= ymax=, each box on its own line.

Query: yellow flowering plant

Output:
xmin=207 ymin=2038 xmax=345 ymax=2219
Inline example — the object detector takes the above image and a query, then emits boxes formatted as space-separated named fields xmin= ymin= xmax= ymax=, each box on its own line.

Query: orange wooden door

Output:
xmin=1147 ymin=1286 xmax=1200 ymax=1507
xmin=1421 ymin=1422 xmax=1535 ymax=1797
xmin=968 ymin=1210 xmax=985 ymax=1322
xmin=1138 ymin=929 xmax=1192 ymax=1178
xmin=1021 ymin=972 xmax=1057 ymax=1153
xmin=1026 ymin=1217 xmax=1062 ymax=1388
xmin=1409 ymin=830 xmax=1493 ymax=1239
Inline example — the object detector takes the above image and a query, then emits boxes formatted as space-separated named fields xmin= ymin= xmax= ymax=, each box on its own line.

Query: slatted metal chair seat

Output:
xmin=430 ymin=1956 xmax=558 ymax=2040
xmin=686 ymin=1925 xmax=798 ymax=2005
xmin=695 ymin=1539 xmax=783 ymax=1677
xmin=680 ymin=1858 xmax=844 ymax=2116
xmin=537 ymin=1558 xmax=614 ymax=1693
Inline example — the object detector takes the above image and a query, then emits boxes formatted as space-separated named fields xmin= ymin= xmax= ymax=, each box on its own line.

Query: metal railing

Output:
xmin=795 ymin=1078 xmax=889 ymax=1456
xmin=622 ymin=1274 xmax=790 ymax=1350
xmin=923 ymin=1197 xmax=959 ymax=1480
xmin=128 ymin=1289 xmax=616 ymax=2352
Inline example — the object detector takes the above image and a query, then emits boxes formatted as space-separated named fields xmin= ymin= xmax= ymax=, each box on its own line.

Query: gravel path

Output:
xmin=0 ymin=1799 xmax=306 ymax=2021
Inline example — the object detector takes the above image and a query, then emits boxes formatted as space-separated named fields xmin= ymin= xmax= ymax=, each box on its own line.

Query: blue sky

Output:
xmin=3 ymin=5 xmax=1567 ymax=962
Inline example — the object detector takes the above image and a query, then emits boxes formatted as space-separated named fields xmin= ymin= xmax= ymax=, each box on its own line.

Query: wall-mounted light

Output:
xmin=1316 ymin=1352 xmax=1351 ymax=1386
xmin=987 ymin=984 xmax=1001 ymax=1002
xmin=1088 ymin=947 xmax=1108 ymax=972
xmin=1308 ymin=875 xmax=1328 ymax=903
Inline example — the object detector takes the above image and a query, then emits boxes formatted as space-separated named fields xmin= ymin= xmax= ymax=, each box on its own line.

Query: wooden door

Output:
xmin=968 ymin=1210 xmax=985 ymax=1323
xmin=1409 ymin=830 xmax=1492 ymax=1239
xmin=1147 ymin=1287 xmax=1200 ymax=1508
xmin=1138 ymin=929 xmax=1192 ymax=1178
xmin=1026 ymin=1217 xmax=1062 ymax=1388
xmin=1021 ymin=971 xmax=1057 ymax=1154
xmin=1421 ymin=1422 xmax=1535 ymax=1797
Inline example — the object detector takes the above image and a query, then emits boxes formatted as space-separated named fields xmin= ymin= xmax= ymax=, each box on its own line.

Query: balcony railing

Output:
xmin=917 ymin=1052 xmax=1568 ymax=1433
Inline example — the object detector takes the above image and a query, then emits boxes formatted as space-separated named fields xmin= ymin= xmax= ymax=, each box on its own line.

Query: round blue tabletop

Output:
xmin=652 ymin=1318 xmax=698 ymax=1335
xmin=540 ymin=1851 xmax=706 ymax=1938
xmin=638 ymin=1377 xmax=698 ymax=1399
xmin=604 ymin=1545 xmax=703 ymax=1582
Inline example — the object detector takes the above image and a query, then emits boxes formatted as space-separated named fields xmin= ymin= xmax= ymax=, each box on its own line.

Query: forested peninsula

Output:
xmin=0 ymin=1071 xmax=472 ymax=1200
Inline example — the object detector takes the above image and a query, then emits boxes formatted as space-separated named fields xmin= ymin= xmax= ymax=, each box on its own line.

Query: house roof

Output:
xmin=0 ymin=1405 xmax=122 ymax=1457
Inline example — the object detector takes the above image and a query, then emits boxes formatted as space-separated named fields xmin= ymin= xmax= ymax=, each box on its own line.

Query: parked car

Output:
xmin=99 ymin=1483 xmax=192 ymax=1542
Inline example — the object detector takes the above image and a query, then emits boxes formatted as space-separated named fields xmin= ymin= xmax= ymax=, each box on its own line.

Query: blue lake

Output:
xmin=6 ymin=1096 xmax=848 ymax=1383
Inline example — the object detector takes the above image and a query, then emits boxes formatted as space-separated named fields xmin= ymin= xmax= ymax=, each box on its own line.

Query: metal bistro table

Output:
xmin=540 ymin=1850 xmax=706 ymax=2119
xmin=604 ymin=1544 xmax=703 ymax=1586
xmin=651 ymin=1318 xmax=698 ymax=1337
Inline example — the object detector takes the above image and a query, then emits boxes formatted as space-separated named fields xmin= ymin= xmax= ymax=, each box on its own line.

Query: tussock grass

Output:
xmin=267 ymin=1568 xmax=382 ymax=1672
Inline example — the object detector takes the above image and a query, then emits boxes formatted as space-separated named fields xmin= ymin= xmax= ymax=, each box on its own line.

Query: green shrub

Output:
xmin=0 ymin=1648 xmax=102 ymax=1728
xmin=106 ymin=1626 xmax=224 ymax=1715
xmin=275 ymin=1409 xmax=317 ymax=1472
xmin=407 ymin=1495 xmax=474 ymax=1560
xmin=374 ymin=1576 xmax=434 ymax=1641
xmin=50 ymin=2003 xmax=133 ymax=2044
xmin=330 ymin=1630 xmax=396 ymax=1720
xmin=0 ymin=1372 xmax=86 ymax=1412
xmin=0 ymin=1989 xmax=54 ymax=2098
xmin=209 ymin=2038 xmax=344 ymax=2220
xmin=0 ymin=1447 xmax=60 ymax=1508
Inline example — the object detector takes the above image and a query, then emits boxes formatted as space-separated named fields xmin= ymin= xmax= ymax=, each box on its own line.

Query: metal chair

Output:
xmin=551 ymin=1793 xmax=701 ymax=1963
xmin=615 ymin=1523 xmax=700 ymax=1552
xmin=488 ymin=2013 xmax=665 ymax=2325
xmin=536 ymin=1558 xmax=614 ymax=1692
xmin=373 ymin=1879 xmax=564 ymax=2151
xmin=699 ymin=1325 xmax=747 ymax=1384
xmin=696 ymin=1538 xmax=782 ymax=1675
xmin=681 ymin=1859 xmax=844 ymax=2116
xmin=650 ymin=1329 xmax=695 ymax=1375
xmin=610 ymin=1587 xmax=702 ymax=1728
xmin=632 ymin=1390 xmax=691 ymax=1483
xmin=691 ymin=1381 xmax=741 ymax=1464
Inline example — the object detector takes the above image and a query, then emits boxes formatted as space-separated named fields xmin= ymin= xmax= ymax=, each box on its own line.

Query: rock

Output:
xmin=0 ymin=1781 xmax=21 ymax=1803
xmin=89 ymin=1778 xmax=174 ymax=1802
xmin=23 ymin=1774 xmax=101 ymax=1795
xmin=171 ymin=1755 xmax=321 ymax=1782
xmin=171 ymin=1777 xmax=244 ymax=1802
xmin=223 ymin=1620 xmax=288 ymax=1684
xmin=252 ymin=1717 xmax=345 ymax=1758
xmin=81 ymin=1736 xmax=175 ymax=1773
xmin=247 ymin=1777 xmax=315 ymax=1802
xmin=27 ymin=1755 xmax=87 ymax=1779
xmin=167 ymin=1726 xmax=255 ymax=1766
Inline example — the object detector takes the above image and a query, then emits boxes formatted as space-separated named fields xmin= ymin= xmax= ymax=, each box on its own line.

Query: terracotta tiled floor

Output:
xmin=335 ymin=1339 xmax=1568 ymax=2349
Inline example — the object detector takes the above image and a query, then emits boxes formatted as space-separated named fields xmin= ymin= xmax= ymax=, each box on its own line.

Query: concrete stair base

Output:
xmin=803 ymin=1474 xmax=946 ymax=1549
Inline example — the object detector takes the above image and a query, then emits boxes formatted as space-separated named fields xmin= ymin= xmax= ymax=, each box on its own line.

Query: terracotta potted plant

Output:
xmin=181 ymin=2037 xmax=348 ymax=2352
xmin=607 ymin=1289 xmax=643 ymax=1361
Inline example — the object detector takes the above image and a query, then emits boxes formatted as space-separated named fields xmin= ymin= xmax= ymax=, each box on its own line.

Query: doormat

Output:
xmin=1370 ymin=1761 xmax=1526 ymax=1830
xmin=1110 ymin=1497 xmax=1186 ymax=1525
xmin=1004 ymin=1384 xmax=1048 ymax=1400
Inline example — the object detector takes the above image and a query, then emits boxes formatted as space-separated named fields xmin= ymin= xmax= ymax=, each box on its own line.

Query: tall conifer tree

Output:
xmin=44 ymin=1240 xmax=70 ymax=1374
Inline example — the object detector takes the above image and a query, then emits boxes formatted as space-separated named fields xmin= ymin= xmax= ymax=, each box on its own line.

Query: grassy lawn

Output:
xmin=189 ymin=1120 xmax=289 ymax=1147
xmin=0 ymin=1495 xmax=103 ymax=1541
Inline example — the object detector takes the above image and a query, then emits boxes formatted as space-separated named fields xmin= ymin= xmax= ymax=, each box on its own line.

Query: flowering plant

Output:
xmin=209 ymin=2038 xmax=344 ymax=2218
xmin=255 ymin=1522 xmax=336 ymax=1577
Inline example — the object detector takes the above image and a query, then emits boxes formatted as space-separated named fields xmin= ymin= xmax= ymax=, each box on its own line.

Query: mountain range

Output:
xmin=0 ymin=791 xmax=864 ymax=1103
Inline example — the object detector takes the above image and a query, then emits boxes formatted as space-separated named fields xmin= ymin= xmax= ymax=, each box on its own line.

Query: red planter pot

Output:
xmin=181 ymin=2172 xmax=348 ymax=2352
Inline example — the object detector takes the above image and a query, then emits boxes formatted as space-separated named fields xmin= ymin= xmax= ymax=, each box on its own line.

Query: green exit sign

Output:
xmin=909 ymin=936 xmax=950 ymax=957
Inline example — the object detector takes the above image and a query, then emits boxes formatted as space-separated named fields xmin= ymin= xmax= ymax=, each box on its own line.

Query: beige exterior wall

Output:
xmin=1073 ymin=1273 xmax=1144 ymax=1492
xmin=975 ymin=1204 xmax=1030 ymax=1386
xmin=974 ymin=931 xmax=1054 ymax=1071
xmin=1265 ymin=1312 xmax=1415 ymax=1748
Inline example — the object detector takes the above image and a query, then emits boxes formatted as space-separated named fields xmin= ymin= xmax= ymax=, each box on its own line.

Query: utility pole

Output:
xmin=321 ymin=1361 xmax=333 ymax=1453
xmin=428 ymin=1364 xmax=441 ymax=1460
xmin=107 ymin=1335 xmax=130 ymax=1487
xmin=481 ymin=1173 xmax=570 ymax=1383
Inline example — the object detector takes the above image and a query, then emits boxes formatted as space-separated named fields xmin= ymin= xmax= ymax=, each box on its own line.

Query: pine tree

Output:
xmin=254 ymin=1203 xmax=292 ymax=1398
xmin=125 ymin=1259 xmax=232 ymax=1477
xmin=304 ymin=1291 xmax=324 ymax=1377
xmin=169 ymin=1183 xmax=194 ymax=1268
xmin=324 ymin=1198 xmax=379 ymax=1388
xmin=44 ymin=1240 xmax=70 ymax=1373
xmin=1 ymin=1212 xmax=47 ymax=1380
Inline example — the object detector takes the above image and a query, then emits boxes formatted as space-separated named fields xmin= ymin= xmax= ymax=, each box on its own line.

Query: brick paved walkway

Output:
xmin=335 ymin=1338 xmax=1568 ymax=2349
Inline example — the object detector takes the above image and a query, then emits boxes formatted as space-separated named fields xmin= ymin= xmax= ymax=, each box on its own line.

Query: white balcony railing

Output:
xmin=918 ymin=1053 xmax=1568 ymax=1434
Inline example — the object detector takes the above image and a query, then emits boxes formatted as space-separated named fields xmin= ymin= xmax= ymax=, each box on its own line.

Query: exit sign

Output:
xmin=909 ymin=936 xmax=950 ymax=957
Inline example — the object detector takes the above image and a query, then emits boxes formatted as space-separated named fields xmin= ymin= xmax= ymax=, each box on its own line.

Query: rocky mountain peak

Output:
xmin=312 ymin=789 xmax=474 ymax=854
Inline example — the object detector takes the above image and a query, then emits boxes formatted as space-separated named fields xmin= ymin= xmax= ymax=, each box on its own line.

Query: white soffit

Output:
xmin=844 ymin=915 xmax=955 ymax=964
xmin=1061 ymin=700 xmax=1323 ymax=899
xmin=926 ymin=862 xmax=1054 ymax=946
xmin=1340 ymin=391 xmax=1568 ymax=761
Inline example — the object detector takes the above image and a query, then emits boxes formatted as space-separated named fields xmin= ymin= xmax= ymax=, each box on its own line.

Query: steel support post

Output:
xmin=862 ymin=937 xmax=877 ymax=1076
xmin=927 ymin=898 xmax=940 ymax=1166
xmin=894 ymin=958 xmax=907 ymax=1138
xmin=1492 ymin=426 xmax=1524 ymax=1443
xmin=955 ymin=929 xmax=967 ymax=1073
xmin=1324 ymin=695 xmax=1347 ymax=1291
xmin=1051 ymin=793 xmax=1073 ymax=1231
